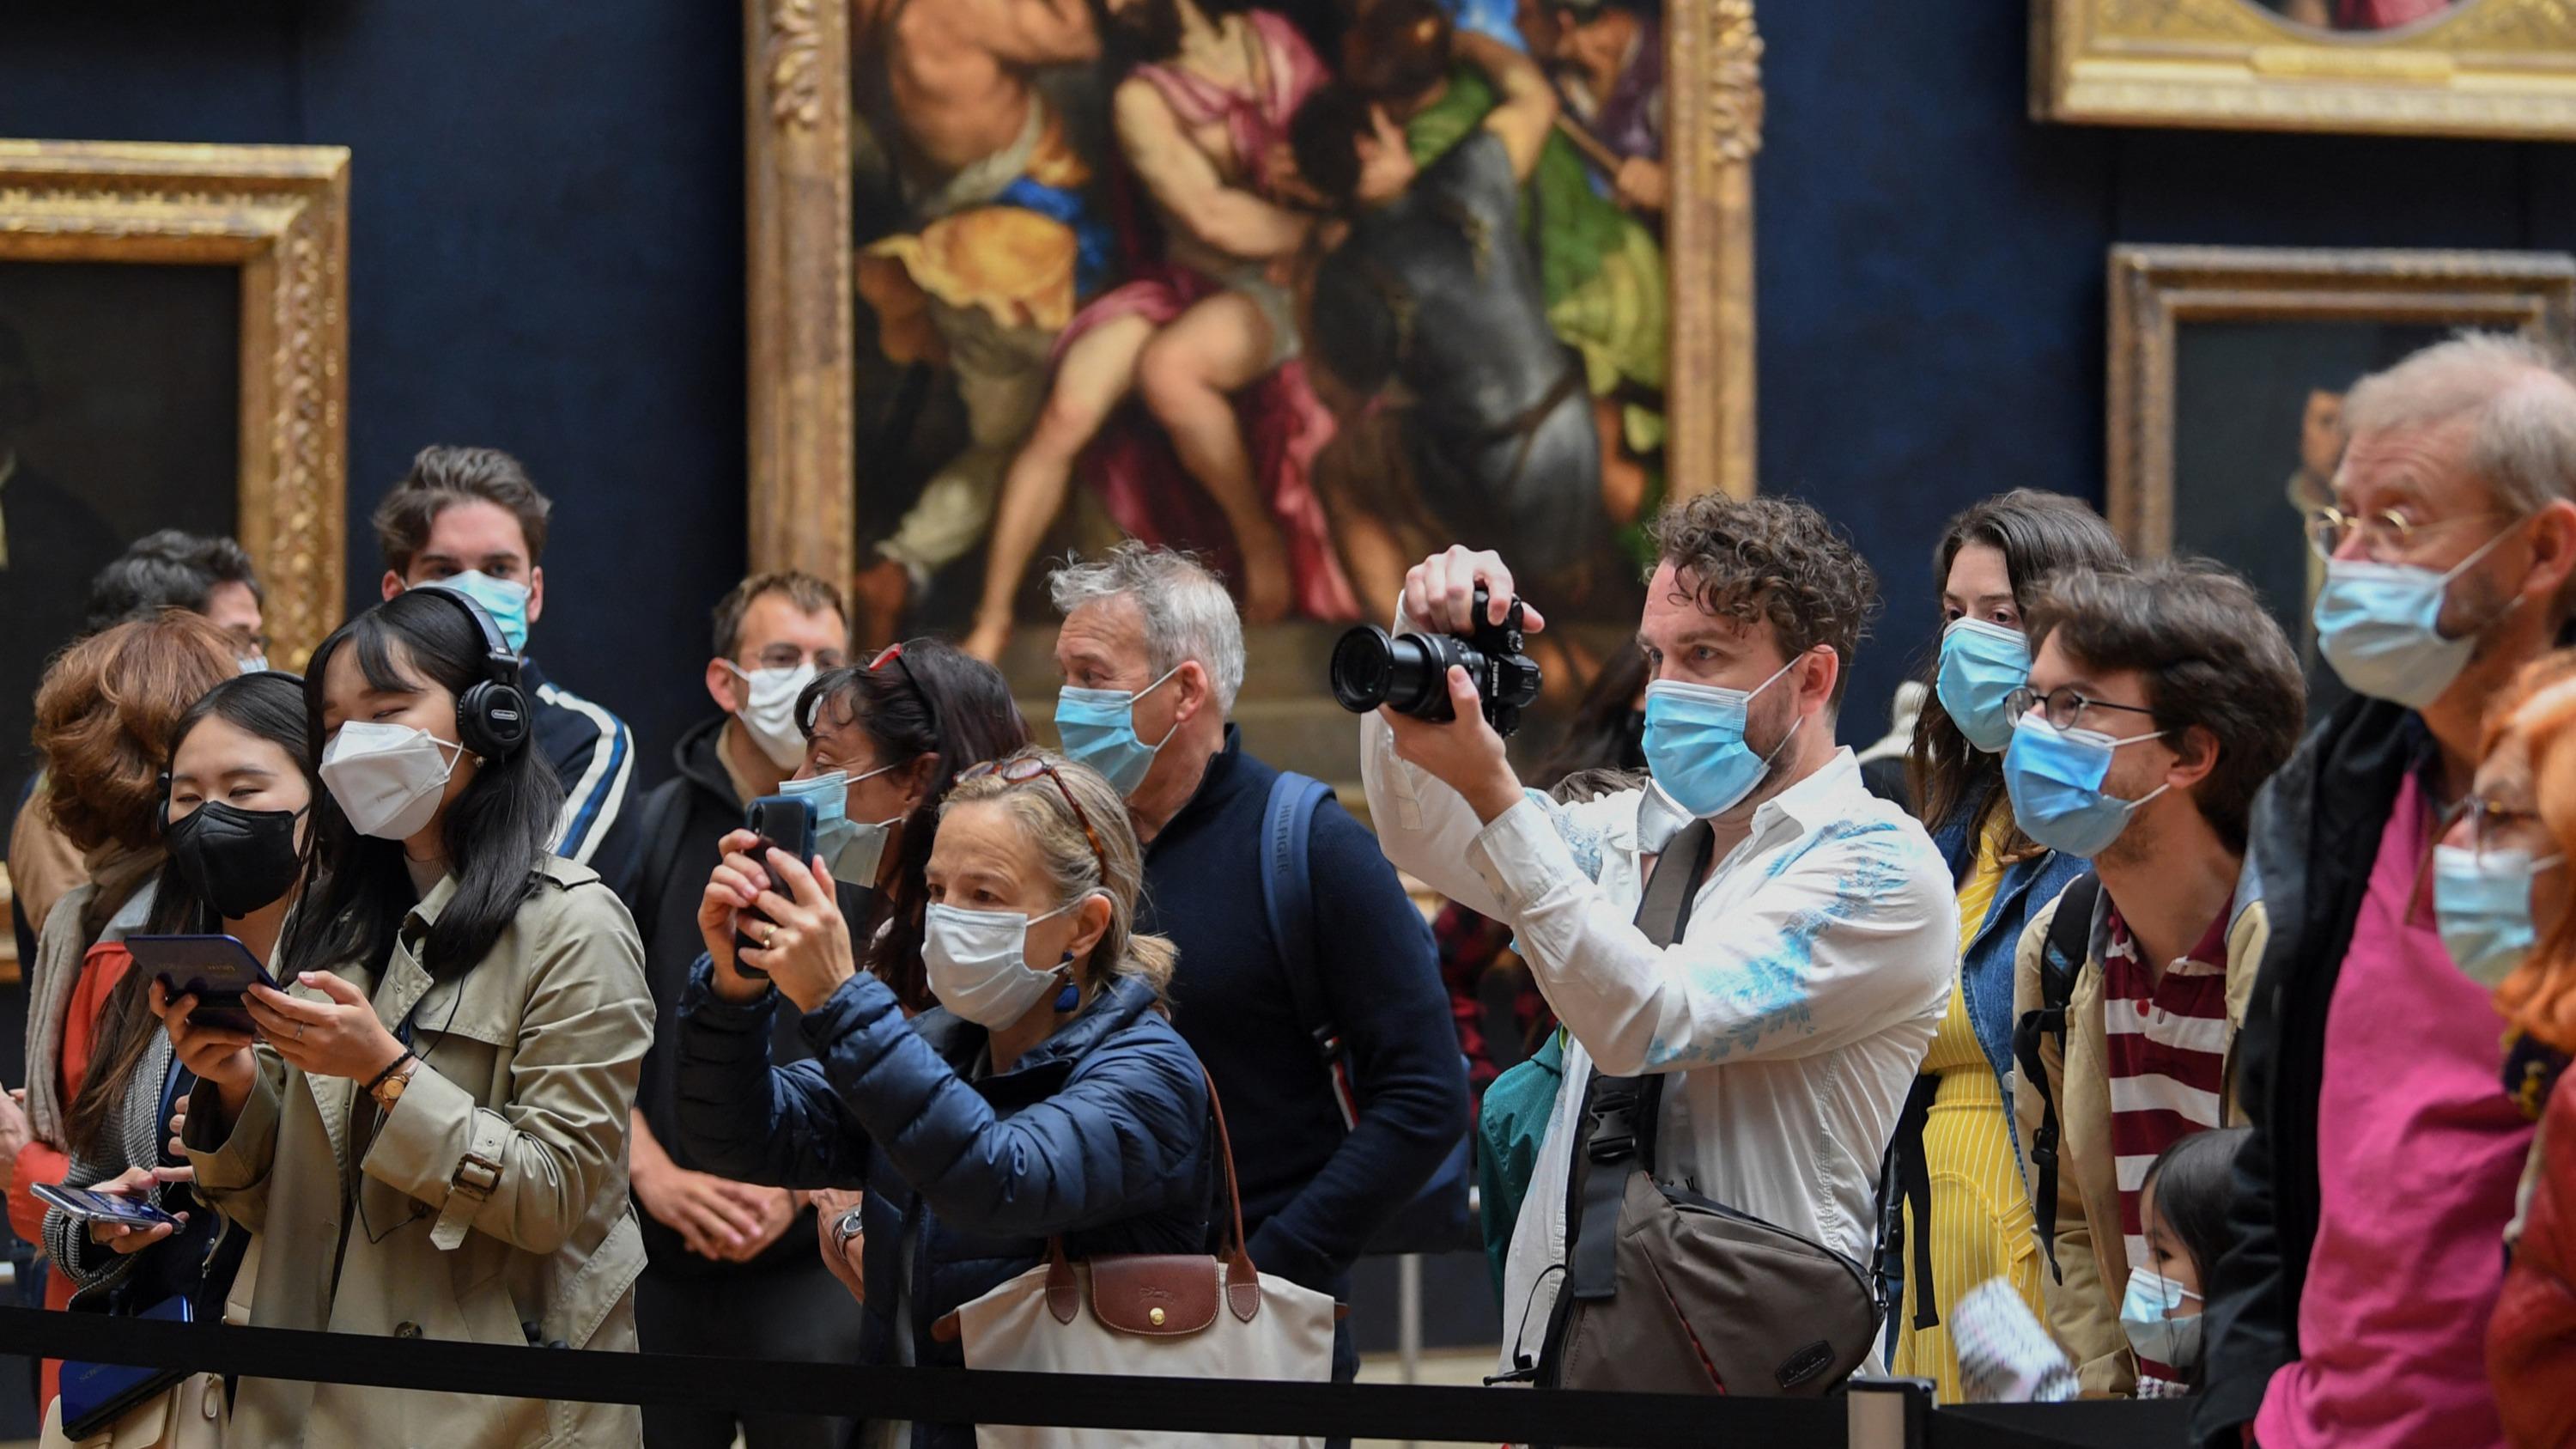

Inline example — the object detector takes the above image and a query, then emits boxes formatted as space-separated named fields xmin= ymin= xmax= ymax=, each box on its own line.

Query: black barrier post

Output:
xmin=3 ymin=1308 xmax=1856 ymax=1446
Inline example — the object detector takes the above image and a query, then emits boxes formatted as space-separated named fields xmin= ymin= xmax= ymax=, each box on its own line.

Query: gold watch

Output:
xmin=368 ymin=1052 xmax=420 ymax=1111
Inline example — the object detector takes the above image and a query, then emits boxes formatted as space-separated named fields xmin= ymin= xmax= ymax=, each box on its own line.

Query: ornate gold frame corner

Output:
xmin=742 ymin=0 xmax=1762 ymax=587
xmin=2035 ymin=0 xmax=2576 ymax=140
xmin=2105 ymin=244 xmax=2576 ymax=556
xmin=0 ymin=139 xmax=351 ymax=668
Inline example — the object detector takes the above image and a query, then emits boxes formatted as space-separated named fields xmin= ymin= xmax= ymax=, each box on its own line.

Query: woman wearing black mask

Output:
xmin=41 ymin=671 xmax=312 ymax=1318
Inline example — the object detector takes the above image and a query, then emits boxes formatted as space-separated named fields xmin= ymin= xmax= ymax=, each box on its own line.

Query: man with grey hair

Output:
xmin=1045 ymin=541 xmax=1468 ymax=1389
xmin=2198 ymin=332 xmax=2576 ymax=1448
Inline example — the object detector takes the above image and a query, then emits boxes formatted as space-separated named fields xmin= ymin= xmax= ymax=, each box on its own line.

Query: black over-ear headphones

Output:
xmin=410 ymin=584 xmax=531 ymax=761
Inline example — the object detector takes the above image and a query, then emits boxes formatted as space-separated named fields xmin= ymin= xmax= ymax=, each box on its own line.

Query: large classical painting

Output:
xmin=2034 ymin=0 xmax=2576 ymax=138
xmin=745 ymin=0 xmax=1760 ymax=660
xmin=0 ymin=140 xmax=349 ymax=976
xmin=2107 ymin=245 xmax=2576 ymax=711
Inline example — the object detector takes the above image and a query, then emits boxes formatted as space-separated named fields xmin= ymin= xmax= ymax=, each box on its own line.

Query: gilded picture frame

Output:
xmin=2106 ymin=243 xmax=2576 ymax=704
xmin=0 ymin=140 xmax=348 ymax=979
xmin=742 ymin=0 xmax=1763 ymax=595
xmin=0 ymin=139 xmax=350 ymax=666
xmin=2034 ymin=0 xmax=2576 ymax=140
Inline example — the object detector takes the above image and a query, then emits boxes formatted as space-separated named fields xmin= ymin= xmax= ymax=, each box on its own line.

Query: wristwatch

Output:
xmin=367 ymin=1052 xmax=421 ymax=1111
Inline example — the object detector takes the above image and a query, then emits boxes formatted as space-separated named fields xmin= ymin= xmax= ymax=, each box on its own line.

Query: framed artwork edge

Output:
xmin=2032 ymin=0 xmax=2576 ymax=141
xmin=0 ymin=137 xmax=351 ymax=670
xmin=742 ymin=0 xmax=1763 ymax=589
xmin=2104 ymin=242 xmax=2576 ymax=559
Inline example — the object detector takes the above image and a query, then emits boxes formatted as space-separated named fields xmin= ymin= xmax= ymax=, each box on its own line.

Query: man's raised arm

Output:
xmin=1459 ymin=29 xmax=1558 ymax=183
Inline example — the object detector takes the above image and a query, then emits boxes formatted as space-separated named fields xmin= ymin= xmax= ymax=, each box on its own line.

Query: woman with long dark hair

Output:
xmin=1888 ymin=490 xmax=2126 ymax=1400
xmin=44 ymin=672 xmax=313 ymax=1319
xmin=156 ymin=587 xmax=653 ymax=1448
xmin=782 ymin=639 xmax=1030 ymax=1012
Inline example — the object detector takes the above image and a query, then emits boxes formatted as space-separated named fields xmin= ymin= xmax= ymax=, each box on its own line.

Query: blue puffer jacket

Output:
xmin=675 ymin=961 xmax=1212 ymax=1448
xmin=1934 ymin=806 xmax=2089 ymax=1116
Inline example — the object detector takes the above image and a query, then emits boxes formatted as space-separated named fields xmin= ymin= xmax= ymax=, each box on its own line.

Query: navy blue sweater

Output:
xmin=1139 ymin=728 xmax=1467 ymax=1294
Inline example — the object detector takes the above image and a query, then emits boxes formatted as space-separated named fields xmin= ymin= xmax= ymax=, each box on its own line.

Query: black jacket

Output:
xmin=611 ymin=715 xmax=817 ymax=1277
xmin=1139 ymin=728 xmax=1467 ymax=1293
xmin=2195 ymin=693 xmax=2426 ymax=1443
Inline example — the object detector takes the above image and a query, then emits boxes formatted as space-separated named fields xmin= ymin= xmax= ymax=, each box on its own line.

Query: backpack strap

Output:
xmin=2013 ymin=872 xmax=2100 ymax=1284
xmin=1881 ymin=1073 xmax=1941 ymax=1329
xmin=1564 ymin=821 xmax=1712 ymax=1304
xmin=1260 ymin=771 xmax=1352 ymax=1127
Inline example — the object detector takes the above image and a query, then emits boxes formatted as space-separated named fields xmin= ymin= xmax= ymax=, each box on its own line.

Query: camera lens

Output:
xmin=1330 ymin=627 xmax=1400 ymax=712
xmin=1329 ymin=625 xmax=1478 ymax=721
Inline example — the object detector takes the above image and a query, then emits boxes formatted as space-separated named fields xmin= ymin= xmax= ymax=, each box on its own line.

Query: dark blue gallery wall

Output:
xmin=0 ymin=1 xmax=747 ymax=773
xmin=8 ymin=2 xmax=2576 ymax=760
xmin=1756 ymin=3 xmax=2576 ymax=743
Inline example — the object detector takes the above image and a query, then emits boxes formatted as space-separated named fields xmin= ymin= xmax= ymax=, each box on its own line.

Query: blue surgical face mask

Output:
xmin=425 ymin=570 xmax=533 ymax=654
xmin=2314 ymin=523 xmax=2519 ymax=709
xmin=1640 ymin=658 xmax=1801 ymax=820
xmin=2117 ymin=1265 xmax=2202 ymax=1369
xmin=1936 ymin=617 xmax=2031 ymax=755
xmin=1055 ymin=664 xmax=1183 ymax=796
xmin=2000 ymin=714 xmax=2169 ymax=859
xmin=783 ymin=763 xmax=903 ymax=886
xmin=2433 ymin=843 xmax=2562 ymax=990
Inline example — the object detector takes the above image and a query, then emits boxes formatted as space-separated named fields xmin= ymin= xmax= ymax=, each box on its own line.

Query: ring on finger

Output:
xmin=295 ymin=1020 xmax=307 ymax=1042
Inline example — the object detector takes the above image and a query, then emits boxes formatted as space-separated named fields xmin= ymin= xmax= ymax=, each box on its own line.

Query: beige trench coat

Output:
xmin=184 ymin=857 xmax=653 ymax=1448
xmin=2010 ymin=884 xmax=2263 ymax=1397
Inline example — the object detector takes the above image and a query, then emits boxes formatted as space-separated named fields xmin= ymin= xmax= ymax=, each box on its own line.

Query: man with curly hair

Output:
xmin=1361 ymin=495 xmax=1959 ymax=1381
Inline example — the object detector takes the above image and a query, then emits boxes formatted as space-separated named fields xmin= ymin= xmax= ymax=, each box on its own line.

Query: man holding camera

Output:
xmin=1362 ymin=496 xmax=1956 ymax=1379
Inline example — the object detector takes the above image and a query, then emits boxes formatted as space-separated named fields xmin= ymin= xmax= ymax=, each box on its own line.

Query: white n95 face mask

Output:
xmin=921 ymin=898 xmax=1085 ymax=1028
xmin=321 ymin=721 xmax=465 ymax=840
xmin=725 ymin=661 xmax=818 ymax=770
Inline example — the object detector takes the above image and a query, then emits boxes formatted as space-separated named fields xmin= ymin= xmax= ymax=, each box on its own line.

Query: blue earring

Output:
xmin=1054 ymin=953 xmax=1078 ymax=1013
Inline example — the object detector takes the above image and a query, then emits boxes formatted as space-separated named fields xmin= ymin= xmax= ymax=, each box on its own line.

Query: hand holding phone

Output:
xmin=127 ymin=934 xmax=277 ymax=1034
xmin=732 ymin=795 xmax=819 ymax=981
xmin=34 ymin=1178 xmax=185 ymax=1233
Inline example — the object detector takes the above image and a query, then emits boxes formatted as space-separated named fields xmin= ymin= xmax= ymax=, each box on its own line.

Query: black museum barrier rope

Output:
xmin=0 ymin=1306 xmax=2196 ymax=1447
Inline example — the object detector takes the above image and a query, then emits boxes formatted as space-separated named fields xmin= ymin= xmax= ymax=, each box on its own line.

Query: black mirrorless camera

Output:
xmin=1329 ymin=585 xmax=1542 ymax=738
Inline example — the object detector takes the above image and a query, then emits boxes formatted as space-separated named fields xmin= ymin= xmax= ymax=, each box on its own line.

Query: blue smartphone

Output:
xmin=732 ymin=794 xmax=819 ymax=980
xmin=33 ymin=1180 xmax=183 ymax=1231
xmin=127 ymin=933 xmax=277 ymax=1034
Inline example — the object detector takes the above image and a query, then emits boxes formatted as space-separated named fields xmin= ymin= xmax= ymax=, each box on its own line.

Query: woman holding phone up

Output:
xmin=44 ymin=671 xmax=314 ymax=1321
xmin=159 ymin=587 xmax=653 ymax=1449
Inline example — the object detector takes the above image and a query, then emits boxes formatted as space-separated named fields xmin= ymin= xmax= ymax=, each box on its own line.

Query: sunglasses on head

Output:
xmin=955 ymin=756 xmax=1109 ymax=882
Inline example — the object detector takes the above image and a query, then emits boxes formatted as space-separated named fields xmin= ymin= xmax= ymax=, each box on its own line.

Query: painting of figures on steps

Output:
xmin=841 ymin=0 xmax=1675 ymax=666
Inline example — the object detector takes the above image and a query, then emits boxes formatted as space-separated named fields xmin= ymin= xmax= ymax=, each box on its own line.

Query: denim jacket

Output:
xmin=1932 ymin=807 xmax=2089 ymax=1102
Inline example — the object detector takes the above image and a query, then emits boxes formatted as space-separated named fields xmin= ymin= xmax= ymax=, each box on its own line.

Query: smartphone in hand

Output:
xmin=126 ymin=934 xmax=276 ymax=1035
xmin=732 ymin=794 xmax=819 ymax=980
xmin=33 ymin=1181 xmax=183 ymax=1231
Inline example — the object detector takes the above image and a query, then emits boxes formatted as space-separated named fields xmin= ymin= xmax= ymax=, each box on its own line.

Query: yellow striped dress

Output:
xmin=1887 ymin=813 xmax=2047 ymax=1403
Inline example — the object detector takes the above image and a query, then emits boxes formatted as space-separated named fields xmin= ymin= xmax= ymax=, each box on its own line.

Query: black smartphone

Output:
xmin=126 ymin=933 xmax=277 ymax=1034
xmin=732 ymin=794 xmax=819 ymax=980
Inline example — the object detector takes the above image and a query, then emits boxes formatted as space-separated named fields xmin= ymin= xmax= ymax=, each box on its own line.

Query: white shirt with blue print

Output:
xmin=1361 ymin=695 xmax=1954 ymax=1380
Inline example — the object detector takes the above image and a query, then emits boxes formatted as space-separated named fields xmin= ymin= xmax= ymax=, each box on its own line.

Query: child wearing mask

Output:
xmin=2125 ymin=1126 xmax=2249 ymax=1397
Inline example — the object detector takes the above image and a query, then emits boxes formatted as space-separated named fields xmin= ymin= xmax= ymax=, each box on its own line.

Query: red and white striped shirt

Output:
xmin=2099 ymin=898 xmax=2235 ymax=1388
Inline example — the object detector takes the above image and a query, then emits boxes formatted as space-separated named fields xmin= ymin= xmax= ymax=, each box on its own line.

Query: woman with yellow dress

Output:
xmin=1889 ymin=490 xmax=2128 ymax=1401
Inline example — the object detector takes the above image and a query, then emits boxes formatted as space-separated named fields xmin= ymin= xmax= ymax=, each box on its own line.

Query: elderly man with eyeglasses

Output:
xmin=2196 ymin=333 xmax=2576 ymax=1449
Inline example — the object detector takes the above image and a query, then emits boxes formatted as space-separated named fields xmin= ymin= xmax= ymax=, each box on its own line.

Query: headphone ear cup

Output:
xmin=456 ymin=679 xmax=532 ymax=760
